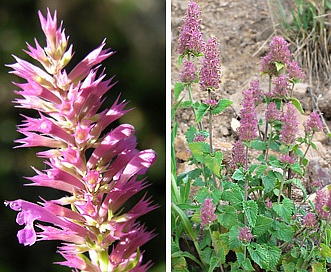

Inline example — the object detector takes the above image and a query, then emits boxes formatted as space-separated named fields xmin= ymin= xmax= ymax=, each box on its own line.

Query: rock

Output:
xmin=231 ymin=118 xmax=240 ymax=135
xmin=318 ymin=88 xmax=331 ymax=118
xmin=293 ymin=82 xmax=311 ymax=111
xmin=174 ymin=137 xmax=191 ymax=161
xmin=305 ymin=158 xmax=331 ymax=193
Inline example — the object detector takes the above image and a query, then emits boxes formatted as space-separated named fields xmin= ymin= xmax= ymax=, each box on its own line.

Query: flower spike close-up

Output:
xmin=5 ymin=9 xmax=158 ymax=272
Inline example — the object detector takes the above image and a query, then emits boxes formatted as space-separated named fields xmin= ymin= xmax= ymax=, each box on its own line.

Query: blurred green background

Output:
xmin=0 ymin=0 xmax=165 ymax=271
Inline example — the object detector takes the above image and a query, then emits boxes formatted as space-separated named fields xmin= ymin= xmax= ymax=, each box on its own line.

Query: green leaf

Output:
xmin=211 ymin=231 xmax=229 ymax=264
xmin=282 ymin=260 xmax=296 ymax=272
xmin=232 ymin=168 xmax=245 ymax=181
xmin=174 ymin=82 xmax=185 ymax=101
xmin=201 ymin=246 xmax=213 ymax=263
xmin=290 ymin=97 xmax=304 ymax=114
xmin=320 ymin=243 xmax=331 ymax=258
xmin=171 ymin=99 xmax=182 ymax=120
xmin=196 ymin=103 xmax=210 ymax=123
xmin=205 ymin=151 xmax=223 ymax=176
xmin=185 ymin=126 xmax=198 ymax=143
xmin=262 ymin=170 xmax=278 ymax=193
xmin=218 ymin=205 xmax=238 ymax=229
xmin=273 ymin=222 xmax=294 ymax=243
xmin=272 ymin=197 xmax=294 ymax=223
xmin=211 ymin=99 xmax=233 ymax=115
xmin=247 ymin=244 xmax=269 ymax=269
xmin=250 ymin=139 xmax=267 ymax=151
xmin=312 ymin=261 xmax=326 ymax=272
xmin=188 ymin=142 xmax=210 ymax=163
xmin=181 ymin=100 xmax=192 ymax=108
xmin=208 ymin=257 xmax=219 ymax=272
xmin=248 ymin=243 xmax=281 ymax=270
xmin=243 ymin=200 xmax=258 ymax=227
xmin=289 ymin=162 xmax=303 ymax=175
xmin=275 ymin=61 xmax=285 ymax=72
xmin=171 ymin=203 xmax=197 ymax=241
xmin=229 ymin=226 xmax=241 ymax=250
xmin=253 ymin=215 xmax=273 ymax=236
xmin=221 ymin=187 xmax=244 ymax=210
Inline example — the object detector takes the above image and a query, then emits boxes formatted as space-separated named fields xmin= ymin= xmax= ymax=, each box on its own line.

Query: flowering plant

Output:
xmin=172 ymin=1 xmax=331 ymax=271
xmin=5 ymin=9 xmax=157 ymax=271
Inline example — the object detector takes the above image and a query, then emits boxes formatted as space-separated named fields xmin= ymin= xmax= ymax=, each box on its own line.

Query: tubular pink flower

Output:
xmin=229 ymin=140 xmax=246 ymax=170
xmin=280 ymin=103 xmax=298 ymax=145
xmin=265 ymin=102 xmax=281 ymax=122
xmin=178 ymin=0 xmax=204 ymax=56
xmin=180 ymin=61 xmax=197 ymax=84
xmin=315 ymin=189 xmax=330 ymax=219
xmin=238 ymin=226 xmax=252 ymax=243
xmin=303 ymin=213 xmax=317 ymax=228
xmin=272 ymin=74 xmax=290 ymax=97
xmin=200 ymin=198 xmax=217 ymax=228
xmin=199 ymin=37 xmax=221 ymax=91
xmin=304 ymin=111 xmax=323 ymax=134
xmin=287 ymin=60 xmax=304 ymax=81
xmin=238 ymin=89 xmax=258 ymax=142
xmin=280 ymin=154 xmax=295 ymax=165
xmin=5 ymin=9 xmax=157 ymax=271
xmin=260 ymin=36 xmax=291 ymax=76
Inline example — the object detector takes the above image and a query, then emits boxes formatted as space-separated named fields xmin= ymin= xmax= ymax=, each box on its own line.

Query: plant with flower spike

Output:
xmin=5 ymin=9 xmax=158 ymax=272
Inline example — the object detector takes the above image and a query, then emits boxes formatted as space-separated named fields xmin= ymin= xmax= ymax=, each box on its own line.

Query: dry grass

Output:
xmin=269 ymin=0 xmax=331 ymax=87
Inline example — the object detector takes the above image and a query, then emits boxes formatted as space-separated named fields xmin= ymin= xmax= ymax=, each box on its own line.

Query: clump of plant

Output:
xmin=269 ymin=0 xmax=331 ymax=85
xmin=172 ymin=1 xmax=331 ymax=271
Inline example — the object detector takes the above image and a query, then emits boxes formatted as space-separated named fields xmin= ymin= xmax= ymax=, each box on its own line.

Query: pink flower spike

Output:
xmin=280 ymin=103 xmax=298 ymax=145
xmin=6 ymin=9 xmax=158 ymax=271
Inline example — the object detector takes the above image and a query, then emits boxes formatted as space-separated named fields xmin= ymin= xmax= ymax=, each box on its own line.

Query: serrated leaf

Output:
xmin=196 ymin=103 xmax=210 ymax=123
xmin=248 ymin=244 xmax=269 ymax=269
xmin=188 ymin=142 xmax=210 ymax=163
xmin=289 ymin=162 xmax=303 ymax=175
xmin=174 ymin=82 xmax=185 ymax=100
xmin=218 ymin=205 xmax=238 ymax=229
xmin=248 ymin=244 xmax=281 ymax=270
xmin=221 ymin=187 xmax=244 ymax=210
xmin=262 ymin=171 xmax=277 ymax=193
xmin=185 ymin=126 xmax=198 ymax=143
xmin=208 ymin=257 xmax=219 ymax=272
xmin=273 ymin=222 xmax=294 ymax=243
xmin=290 ymin=97 xmax=304 ymax=114
xmin=253 ymin=215 xmax=273 ymax=236
xmin=272 ymin=197 xmax=294 ymax=223
xmin=229 ymin=226 xmax=241 ymax=249
xmin=243 ymin=200 xmax=258 ymax=227
xmin=232 ymin=168 xmax=245 ymax=181
xmin=211 ymin=99 xmax=233 ymax=115
xmin=250 ymin=139 xmax=267 ymax=151
xmin=205 ymin=151 xmax=223 ymax=176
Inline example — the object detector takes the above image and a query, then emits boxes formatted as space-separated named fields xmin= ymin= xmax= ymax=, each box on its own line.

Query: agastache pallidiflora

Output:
xmin=5 ymin=9 xmax=157 ymax=271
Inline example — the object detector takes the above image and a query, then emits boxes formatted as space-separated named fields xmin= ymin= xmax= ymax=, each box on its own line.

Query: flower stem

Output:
xmin=187 ymin=84 xmax=202 ymax=131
